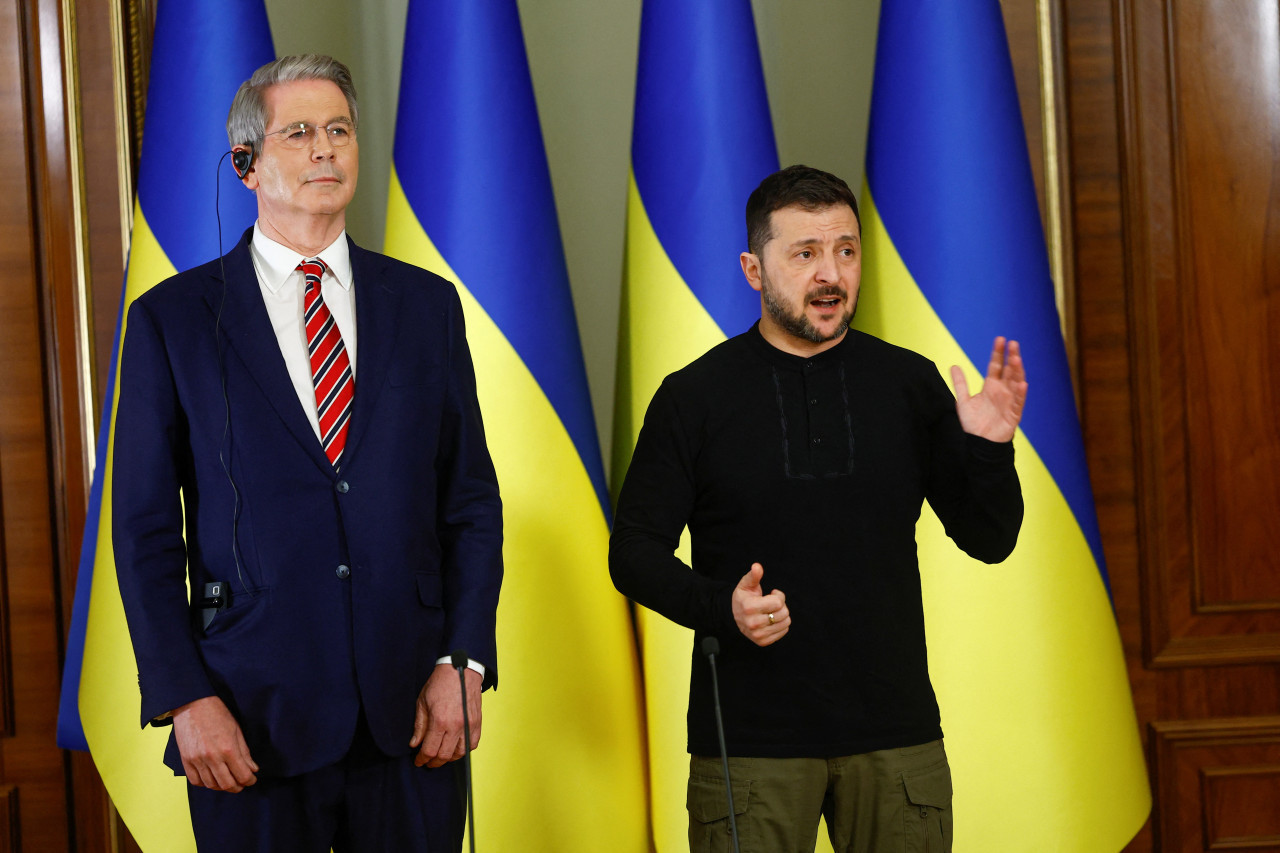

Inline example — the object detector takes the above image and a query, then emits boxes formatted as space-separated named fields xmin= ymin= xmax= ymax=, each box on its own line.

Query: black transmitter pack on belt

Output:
xmin=199 ymin=581 xmax=228 ymax=630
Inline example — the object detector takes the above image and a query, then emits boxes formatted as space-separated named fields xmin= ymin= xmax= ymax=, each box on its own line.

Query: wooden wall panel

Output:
xmin=1123 ymin=0 xmax=1280 ymax=667
xmin=2 ymin=0 xmax=144 ymax=847
xmin=1065 ymin=0 xmax=1280 ymax=849
xmin=1 ymin=0 xmax=77 ymax=844
xmin=1168 ymin=1 xmax=1280 ymax=613
xmin=1151 ymin=718 xmax=1280 ymax=852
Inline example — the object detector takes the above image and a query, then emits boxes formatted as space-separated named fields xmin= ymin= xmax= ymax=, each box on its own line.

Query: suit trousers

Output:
xmin=186 ymin=711 xmax=465 ymax=853
xmin=687 ymin=739 xmax=953 ymax=853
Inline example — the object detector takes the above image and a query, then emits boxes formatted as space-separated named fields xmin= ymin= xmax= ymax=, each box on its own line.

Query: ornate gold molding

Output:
xmin=112 ymin=0 xmax=134 ymax=250
xmin=59 ymin=0 xmax=95 ymax=482
xmin=1037 ymin=0 xmax=1075 ymax=347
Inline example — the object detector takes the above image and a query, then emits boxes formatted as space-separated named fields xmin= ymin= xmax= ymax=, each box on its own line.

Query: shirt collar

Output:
xmin=250 ymin=221 xmax=353 ymax=294
xmin=746 ymin=320 xmax=857 ymax=370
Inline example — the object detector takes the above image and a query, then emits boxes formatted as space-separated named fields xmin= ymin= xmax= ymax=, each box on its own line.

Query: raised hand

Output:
xmin=950 ymin=337 xmax=1027 ymax=443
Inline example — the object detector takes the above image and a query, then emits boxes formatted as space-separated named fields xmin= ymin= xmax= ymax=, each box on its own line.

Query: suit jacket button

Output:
xmin=336 ymin=480 xmax=349 ymax=493
xmin=336 ymin=564 xmax=351 ymax=579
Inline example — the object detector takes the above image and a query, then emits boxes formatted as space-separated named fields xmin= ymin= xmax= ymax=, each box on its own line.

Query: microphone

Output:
xmin=701 ymin=637 xmax=740 ymax=853
xmin=450 ymin=650 xmax=477 ymax=853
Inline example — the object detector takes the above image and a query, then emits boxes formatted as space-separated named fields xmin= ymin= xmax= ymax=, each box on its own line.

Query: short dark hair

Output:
xmin=745 ymin=165 xmax=861 ymax=256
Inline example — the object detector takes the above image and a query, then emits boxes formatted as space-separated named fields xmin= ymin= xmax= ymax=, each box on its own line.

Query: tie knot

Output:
xmin=298 ymin=257 xmax=328 ymax=286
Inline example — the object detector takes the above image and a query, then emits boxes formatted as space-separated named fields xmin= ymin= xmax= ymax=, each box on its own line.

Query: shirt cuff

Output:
xmin=436 ymin=655 xmax=486 ymax=679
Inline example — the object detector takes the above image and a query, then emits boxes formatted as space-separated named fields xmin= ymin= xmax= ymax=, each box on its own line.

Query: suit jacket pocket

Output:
xmin=199 ymin=585 xmax=270 ymax=640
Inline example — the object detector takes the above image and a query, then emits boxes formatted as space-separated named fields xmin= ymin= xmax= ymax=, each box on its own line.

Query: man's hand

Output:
xmin=951 ymin=336 xmax=1028 ymax=443
xmin=731 ymin=563 xmax=790 ymax=647
xmin=410 ymin=664 xmax=483 ymax=768
xmin=172 ymin=695 xmax=258 ymax=792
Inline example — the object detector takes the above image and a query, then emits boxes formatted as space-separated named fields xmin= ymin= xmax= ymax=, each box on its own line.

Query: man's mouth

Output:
xmin=810 ymin=295 xmax=843 ymax=309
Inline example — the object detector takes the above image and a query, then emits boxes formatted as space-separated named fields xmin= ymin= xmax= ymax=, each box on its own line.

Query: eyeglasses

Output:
xmin=262 ymin=120 xmax=356 ymax=149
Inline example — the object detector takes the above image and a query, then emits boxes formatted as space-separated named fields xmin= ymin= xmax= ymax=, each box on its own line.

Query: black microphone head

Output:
xmin=450 ymin=649 xmax=469 ymax=669
xmin=701 ymin=636 xmax=720 ymax=657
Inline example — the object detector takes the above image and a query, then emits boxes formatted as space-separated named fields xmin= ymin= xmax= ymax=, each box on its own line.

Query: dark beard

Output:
xmin=761 ymin=278 xmax=856 ymax=344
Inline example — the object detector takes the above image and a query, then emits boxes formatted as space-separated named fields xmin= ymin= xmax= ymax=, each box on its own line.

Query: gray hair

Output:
xmin=226 ymin=54 xmax=359 ymax=147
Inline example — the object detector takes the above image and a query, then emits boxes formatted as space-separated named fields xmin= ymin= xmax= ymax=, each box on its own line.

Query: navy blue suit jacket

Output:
xmin=112 ymin=228 xmax=503 ymax=777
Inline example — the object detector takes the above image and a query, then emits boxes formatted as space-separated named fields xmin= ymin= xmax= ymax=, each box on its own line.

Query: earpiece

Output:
xmin=232 ymin=145 xmax=254 ymax=179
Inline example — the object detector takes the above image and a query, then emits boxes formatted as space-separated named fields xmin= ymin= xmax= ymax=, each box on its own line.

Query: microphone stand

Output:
xmin=702 ymin=637 xmax=741 ymax=853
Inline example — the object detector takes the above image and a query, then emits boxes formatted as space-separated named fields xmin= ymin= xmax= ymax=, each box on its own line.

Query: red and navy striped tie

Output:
xmin=298 ymin=257 xmax=354 ymax=470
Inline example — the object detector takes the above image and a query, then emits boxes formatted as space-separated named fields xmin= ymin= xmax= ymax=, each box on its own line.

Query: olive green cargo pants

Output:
xmin=688 ymin=739 xmax=952 ymax=853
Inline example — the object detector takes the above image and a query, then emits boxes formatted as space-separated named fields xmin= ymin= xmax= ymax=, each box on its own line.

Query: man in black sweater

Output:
xmin=609 ymin=165 xmax=1026 ymax=852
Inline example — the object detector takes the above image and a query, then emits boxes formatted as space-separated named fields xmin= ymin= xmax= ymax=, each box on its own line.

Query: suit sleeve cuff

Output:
xmin=435 ymin=655 xmax=486 ymax=679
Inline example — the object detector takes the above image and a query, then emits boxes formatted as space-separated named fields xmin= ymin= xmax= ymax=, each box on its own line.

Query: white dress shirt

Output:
xmin=246 ymin=223 xmax=484 ymax=680
xmin=249 ymin=223 xmax=357 ymax=442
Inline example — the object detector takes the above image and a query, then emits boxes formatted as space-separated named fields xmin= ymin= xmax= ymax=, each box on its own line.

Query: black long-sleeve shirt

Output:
xmin=610 ymin=325 xmax=1023 ymax=757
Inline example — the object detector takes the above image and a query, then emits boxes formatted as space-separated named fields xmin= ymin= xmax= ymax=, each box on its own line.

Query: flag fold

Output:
xmin=857 ymin=2 xmax=1150 ymax=849
xmin=385 ymin=2 xmax=648 ymax=848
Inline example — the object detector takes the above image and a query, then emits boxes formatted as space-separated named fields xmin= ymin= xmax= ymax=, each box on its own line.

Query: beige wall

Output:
xmin=265 ymin=0 xmax=881 ymax=467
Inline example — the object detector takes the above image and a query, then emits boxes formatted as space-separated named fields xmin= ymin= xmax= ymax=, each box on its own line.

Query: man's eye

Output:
xmin=329 ymin=126 xmax=349 ymax=138
xmin=798 ymin=250 xmax=812 ymax=259
xmin=286 ymin=124 xmax=311 ymax=140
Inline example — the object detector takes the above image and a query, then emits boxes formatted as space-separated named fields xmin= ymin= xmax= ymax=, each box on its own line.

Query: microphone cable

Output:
xmin=213 ymin=151 xmax=250 ymax=598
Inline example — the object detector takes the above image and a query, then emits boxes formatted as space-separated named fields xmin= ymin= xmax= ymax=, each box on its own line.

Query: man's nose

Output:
xmin=814 ymin=253 xmax=838 ymax=283
xmin=310 ymin=131 xmax=336 ymax=159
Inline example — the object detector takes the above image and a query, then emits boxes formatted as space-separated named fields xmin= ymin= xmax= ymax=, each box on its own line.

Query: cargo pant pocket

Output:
xmin=901 ymin=759 xmax=953 ymax=852
xmin=688 ymin=770 xmax=752 ymax=853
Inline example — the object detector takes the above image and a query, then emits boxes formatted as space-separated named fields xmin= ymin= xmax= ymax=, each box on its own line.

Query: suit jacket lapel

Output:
xmin=342 ymin=238 xmax=402 ymax=466
xmin=205 ymin=230 xmax=334 ymax=475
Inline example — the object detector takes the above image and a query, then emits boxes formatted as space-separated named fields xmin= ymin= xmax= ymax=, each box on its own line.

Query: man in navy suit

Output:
xmin=112 ymin=54 xmax=503 ymax=851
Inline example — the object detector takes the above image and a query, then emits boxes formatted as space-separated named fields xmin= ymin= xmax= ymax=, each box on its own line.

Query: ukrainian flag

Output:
xmin=614 ymin=1 xmax=777 ymax=848
xmin=55 ymin=0 xmax=273 ymax=849
xmin=857 ymin=2 xmax=1150 ymax=848
xmin=383 ymin=1 xmax=647 ymax=848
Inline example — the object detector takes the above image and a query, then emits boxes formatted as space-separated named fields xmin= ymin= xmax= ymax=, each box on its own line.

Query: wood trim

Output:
xmin=1151 ymin=717 xmax=1280 ymax=852
xmin=1116 ymin=0 xmax=1173 ymax=671
xmin=123 ymin=0 xmax=153 ymax=185
xmin=1036 ymin=0 xmax=1079 ymax=385
xmin=1152 ymin=635 xmax=1280 ymax=669
xmin=0 ymin=459 xmax=11 ymax=740
xmin=0 ymin=785 xmax=21 ymax=852
xmin=1200 ymin=765 xmax=1280 ymax=850
xmin=62 ymin=0 xmax=148 ymax=847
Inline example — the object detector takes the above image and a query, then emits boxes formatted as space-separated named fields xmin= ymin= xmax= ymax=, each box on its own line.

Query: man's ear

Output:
xmin=741 ymin=252 xmax=763 ymax=292
xmin=231 ymin=146 xmax=258 ymax=188
xmin=231 ymin=146 xmax=252 ymax=178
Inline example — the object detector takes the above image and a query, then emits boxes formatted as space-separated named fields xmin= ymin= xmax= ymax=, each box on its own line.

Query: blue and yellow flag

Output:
xmin=857 ymin=2 xmax=1149 ymax=848
xmin=55 ymin=0 xmax=272 ymax=848
xmin=614 ymin=1 xmax=777 ymax=848
xmin=384 ymin=1 xmax=647 ymax=848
